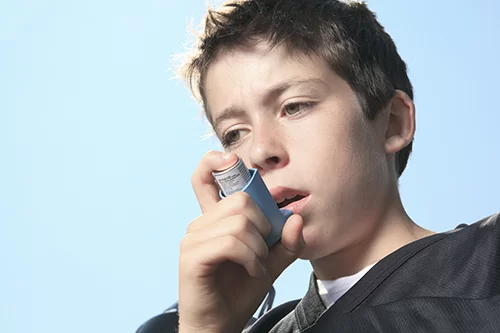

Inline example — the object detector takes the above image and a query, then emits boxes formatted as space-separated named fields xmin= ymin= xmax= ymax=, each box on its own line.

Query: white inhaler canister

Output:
xmin=212 ymin=157 xmax=252 ymax=195
xmin=212 ymin=157 xmax=292 ymax=247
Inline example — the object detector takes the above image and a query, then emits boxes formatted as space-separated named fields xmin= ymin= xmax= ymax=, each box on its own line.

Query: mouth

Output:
xmin=270 ymin=186 xmax=310 ymax=213
xmin=276 ymin=195 xmax=306 ymax=209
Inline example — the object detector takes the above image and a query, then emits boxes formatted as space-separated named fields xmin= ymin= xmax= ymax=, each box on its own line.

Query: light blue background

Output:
xmin=2 ymin=1 xmax=499 ymax=332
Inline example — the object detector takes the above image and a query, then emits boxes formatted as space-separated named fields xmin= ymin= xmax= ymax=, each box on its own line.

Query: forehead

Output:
xmin=203 ymin=41 xmax=334 ymax=121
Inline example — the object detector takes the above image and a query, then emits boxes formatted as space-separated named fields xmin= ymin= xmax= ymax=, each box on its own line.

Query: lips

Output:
xmin=269 ymin=186 xmax=310 ymax=214
xmin=277 ymin=195 xmax=305 ymax=208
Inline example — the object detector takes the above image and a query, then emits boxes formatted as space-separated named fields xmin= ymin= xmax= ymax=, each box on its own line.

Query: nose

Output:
xmin=247 ymin=124 xmax=289 ymax=174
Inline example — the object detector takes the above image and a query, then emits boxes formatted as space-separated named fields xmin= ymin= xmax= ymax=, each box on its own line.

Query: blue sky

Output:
xmin=1 ymin=1 xmax=499 ymax=332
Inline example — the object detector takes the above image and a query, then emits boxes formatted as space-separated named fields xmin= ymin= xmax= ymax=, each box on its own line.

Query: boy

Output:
xmin=137 ymin=1 xmax=500 ymax=332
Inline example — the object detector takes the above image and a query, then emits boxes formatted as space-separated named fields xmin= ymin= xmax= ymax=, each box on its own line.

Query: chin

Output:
xmin=298 ymin=223 xmax=346 ymax=261
xmin=298 ymin=250 xmax=319 ymax=261
xmin=295 ymin=235 xmax=326 ymax=261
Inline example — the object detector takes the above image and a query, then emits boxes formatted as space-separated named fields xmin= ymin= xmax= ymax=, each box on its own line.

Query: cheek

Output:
xmin=305 ymin=118 xmax=367 ymax=172
xmin=304 ymin=114 xmax=387 ymax=200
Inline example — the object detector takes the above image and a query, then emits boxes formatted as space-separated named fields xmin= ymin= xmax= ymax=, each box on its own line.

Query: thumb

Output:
xmin=264 ymin=214 xmax=306 ymax=281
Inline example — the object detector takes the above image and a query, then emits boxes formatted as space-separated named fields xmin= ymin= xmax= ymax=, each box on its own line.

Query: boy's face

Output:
xmin=204 ymin=41 xmax=394 ymax=260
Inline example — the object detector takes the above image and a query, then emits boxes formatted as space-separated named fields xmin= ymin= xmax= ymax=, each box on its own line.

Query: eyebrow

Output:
xmin=261 ymin=78 xmax=327 ymax=105
xmin=210 ymin=78 xmax=327 ymax=132
xmin=209 ymin=107 xmax=247 ymax=134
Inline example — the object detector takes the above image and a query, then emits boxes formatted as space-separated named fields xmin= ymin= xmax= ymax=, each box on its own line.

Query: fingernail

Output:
xmin=221 ymin=152 xmax=233 ymax=160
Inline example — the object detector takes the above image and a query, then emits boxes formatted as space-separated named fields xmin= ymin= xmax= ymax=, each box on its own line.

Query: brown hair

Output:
xmin=180 ymin=0 xmax=414 ymax=176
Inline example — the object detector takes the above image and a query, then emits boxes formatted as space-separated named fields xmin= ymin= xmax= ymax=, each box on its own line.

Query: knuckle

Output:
xmin=190 ymin=171 xmax=200 ymax=188
xmin=186 ymin=222 xmax=194 ymax=234
xmin=222 ymin=235 xmax=239 ymax=250
xmin=262 ymin=219 xmax=272 ymax=236
xmin=232 ymin=191 xmax=253 ymax=208
xmin=257 ymin=243 xmax=269 ymax=260
xmin=179 ymin=234 xmax=192 ymax=251
xmin=186 ymin=215 xmax=202 ymax=233
xmin=233 ymin=214 xmax=251 ymax=233
xmin=179 ymin=255 xmax=196 ymax=276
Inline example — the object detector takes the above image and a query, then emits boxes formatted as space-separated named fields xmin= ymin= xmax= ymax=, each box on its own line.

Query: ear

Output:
xmin=384 ymin=90 xmax=415 ymax=154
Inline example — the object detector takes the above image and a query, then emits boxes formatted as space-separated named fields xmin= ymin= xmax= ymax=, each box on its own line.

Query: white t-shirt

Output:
xmin=316 ymin=262 xmax=377 ymax=308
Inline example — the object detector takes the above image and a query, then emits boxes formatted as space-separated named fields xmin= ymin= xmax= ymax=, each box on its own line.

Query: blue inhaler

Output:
xmin=212 ymin=158 xmax=293 ymax=247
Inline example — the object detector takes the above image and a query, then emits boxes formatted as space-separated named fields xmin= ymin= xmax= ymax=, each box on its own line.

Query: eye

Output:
xmin=283 ymin=102 xmax=316 ymax=116
xmin=221 ymin=129 xmax=243 ymax=148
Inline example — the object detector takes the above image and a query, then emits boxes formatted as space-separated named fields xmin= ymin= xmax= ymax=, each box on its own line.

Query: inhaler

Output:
xmin=212 ymin=157 xmax=293 ymax=247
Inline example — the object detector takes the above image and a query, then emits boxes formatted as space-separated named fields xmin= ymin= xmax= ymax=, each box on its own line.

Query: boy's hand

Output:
xmin=178 ymin=151 xmax=306 ymax=333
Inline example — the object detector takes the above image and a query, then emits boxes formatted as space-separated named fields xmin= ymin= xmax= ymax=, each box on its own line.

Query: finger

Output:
xmin=187 ymin=192 xmax=271 ymax=238
xmin=181 ymin=235 xmax=267 ymax=279
xmin=191 ymin=150 xmax=239 ymax=213
xmin=264 ymin=214 xmax=306 ymax=281
xmin=183 ymin=214 xmax=269 ymax=262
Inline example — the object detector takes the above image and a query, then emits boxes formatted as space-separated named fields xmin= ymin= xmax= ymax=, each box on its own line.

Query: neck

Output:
xmin=311 ymin=190 xmax=435 ymax=280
